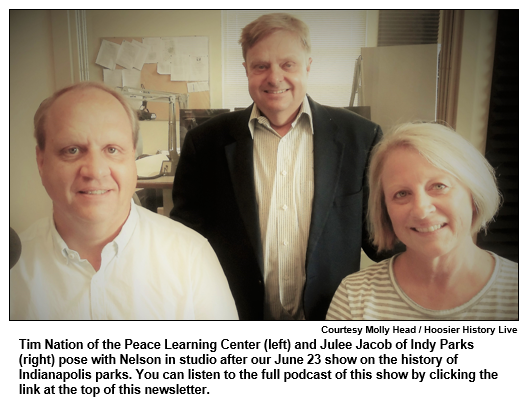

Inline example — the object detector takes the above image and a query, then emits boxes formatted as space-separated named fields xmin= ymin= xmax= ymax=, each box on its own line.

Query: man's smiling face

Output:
xmin=36 ymin=87 xmax=137 ymax=231
xmin=243 ymin=29 xmax=311 ymax=128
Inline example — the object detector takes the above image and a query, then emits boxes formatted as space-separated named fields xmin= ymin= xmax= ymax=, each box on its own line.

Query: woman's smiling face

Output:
xmin=381 ymin=147 xmax=475 ymax=259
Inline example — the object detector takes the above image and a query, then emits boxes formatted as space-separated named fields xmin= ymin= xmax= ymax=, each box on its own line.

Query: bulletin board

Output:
xmin=98 ymin=37 xmax=211 ymax=120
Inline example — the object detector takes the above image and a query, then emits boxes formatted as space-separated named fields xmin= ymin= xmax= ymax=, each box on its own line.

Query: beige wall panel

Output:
xmin=361 ymin=44 xmax=439 ymax=134
xmin=456 ymin=10 xmax=497 ymax=153
xmin=10 ymin=10 xmax=55 ymax=233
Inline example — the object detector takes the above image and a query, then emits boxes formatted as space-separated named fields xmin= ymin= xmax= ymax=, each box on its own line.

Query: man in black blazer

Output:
xmin=171 ymin=13 xmax=386 ymax=320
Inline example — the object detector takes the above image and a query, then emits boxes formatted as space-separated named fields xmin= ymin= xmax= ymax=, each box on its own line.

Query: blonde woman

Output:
xmin=327 ymin=123 xmax=518 ymax=320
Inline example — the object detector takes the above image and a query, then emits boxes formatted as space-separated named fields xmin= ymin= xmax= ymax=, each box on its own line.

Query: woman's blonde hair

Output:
xmin=368 ymin=122 xmax=502 ymax=252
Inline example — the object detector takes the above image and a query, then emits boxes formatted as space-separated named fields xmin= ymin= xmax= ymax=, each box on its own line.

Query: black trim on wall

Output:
xmin=477 ymin=10 xmax=519 ymax=263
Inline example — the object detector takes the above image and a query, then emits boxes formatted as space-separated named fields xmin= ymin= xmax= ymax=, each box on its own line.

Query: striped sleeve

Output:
xmin=326 ymin=260 xmax=391 ymax=320
xmin=326 ymin=282 xmax=354 ymax=320
xmin=461 ymin=255 xmax=518 ymax=320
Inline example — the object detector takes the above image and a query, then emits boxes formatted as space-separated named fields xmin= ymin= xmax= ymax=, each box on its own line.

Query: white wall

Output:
xmin=10 ymin=11 xmax=56 ymax=233
xmin=139 ymin=121 xmax=169 ymax=155
xmin=366 ymin=10 xmax=379 ymax=47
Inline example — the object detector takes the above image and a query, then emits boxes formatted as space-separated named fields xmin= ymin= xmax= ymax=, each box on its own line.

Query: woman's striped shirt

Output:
xmin=326 ymin=252 xmax=518 ymax=320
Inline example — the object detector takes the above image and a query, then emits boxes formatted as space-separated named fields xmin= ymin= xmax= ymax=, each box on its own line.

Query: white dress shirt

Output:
xmin=10 ymin=202 xmax=238 ymax=320
xmin=249 ymin=96 xmax=314 ymax=320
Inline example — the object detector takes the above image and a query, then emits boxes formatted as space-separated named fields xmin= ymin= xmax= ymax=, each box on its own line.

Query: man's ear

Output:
xmin=306 ymin=57 xmax=312 ymax=73
xmin=242 ymin=62 xmax=248 ymax=77
xmin=36 ymin=146 xmax=44 ymax=177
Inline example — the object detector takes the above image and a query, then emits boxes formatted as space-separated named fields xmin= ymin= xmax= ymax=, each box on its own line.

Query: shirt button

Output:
xmin=282 ymin=204 xmax=288 ymax=211
xmin=68 ymin=253 xmax=75 ymax=259
xmin=281 ymin=170 xmax=287 ymax=176
xmin=283 ymin=241 xmax=289 ymax=246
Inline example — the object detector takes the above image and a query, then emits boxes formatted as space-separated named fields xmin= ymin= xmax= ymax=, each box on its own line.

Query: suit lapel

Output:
xmin=224 ymin=107 xmax=264 ymax=274
xmin=306 ymin=97 xmax=345 ymax=267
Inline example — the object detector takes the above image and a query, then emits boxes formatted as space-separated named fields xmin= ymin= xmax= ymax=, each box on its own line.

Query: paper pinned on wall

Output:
xmin=122 ymin=69 xmax=142 ymax=108
xmin=122 ymin=69 xmax=142 ymax=88
xmin=176 ymin=36 xmax=208 ymax=56
xmin=116 ymin=41 xmax=139 ymax=70
xmin=187 ymin=81 xmax=210 ymax=93
xmin=170 ymin=54 xmax=208 ymax=82
xmin=157 ymin=37 xmax=178 ymax=75
xmin=157 ymin=59 xmax=172 ymax=75
xmin=162 ymin=37 xmax=178 ymax=57
xmin=132 ymin=40 xmax=149 ymax=70
xmin=142 ymin=37 xmax=162 ymax=63
xmin=103 ymin=69 xmax=122 ymax=87
xmin=98 ymin=36 xmax=210 ymax=89
xmin=189 ymin=55 xmax=209 ymax=81
xmin=96 ymin=39 xmax=120 ymax=70
xmin=171 ymin=55 xmax=190 ymax=81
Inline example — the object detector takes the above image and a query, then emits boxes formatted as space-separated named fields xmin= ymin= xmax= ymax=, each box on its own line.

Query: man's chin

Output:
xmin=257 ymin=102 xmax=296 ymax=116
xmin=75 ymin=211 xmax=116 ymax=225
xmin=59 ymin=205 xmax=128 ymax=228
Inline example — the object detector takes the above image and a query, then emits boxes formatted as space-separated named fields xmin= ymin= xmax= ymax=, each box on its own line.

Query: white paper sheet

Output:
xmin=157 ymin=37 xmax=178 ymax=75
xmin=171 ymin=55 xmax=190 ymax=81
xmin=122 ymin=69 xmax=142 ymax=88
xmin=132 ymin=40 xmax=149 ymax=70
xmin=176 ymin=36 xmax=208 ymax=55
xmin=142 ymin=37 xmax=162 ymax=64
xmin=121 ymin=69 xmax=142 ymax=109
xmin=187 ymin=81 xmax=210 ymax=93
xmin=103 ymin=69 xmax=122 ymax=87
xmin=162 ymin=37 xmax=177 ymax=56
xmin=116 ymin=41 xmax=138 ymax=70
xmin=96 ymin=39 xmax=120 ymax=70
xmin=189 ymin=55 xmax=209 ymax=81
xmin=157 ymin=60 xmax=172 ymax=75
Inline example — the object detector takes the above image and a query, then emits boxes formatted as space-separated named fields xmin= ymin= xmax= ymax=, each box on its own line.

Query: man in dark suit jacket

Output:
xmin=171 ymin=13 xmax=386 ymax=320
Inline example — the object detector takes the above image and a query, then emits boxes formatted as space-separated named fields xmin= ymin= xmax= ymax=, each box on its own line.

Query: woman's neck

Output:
xmin=393 ymin=242 xmax=495 ymax=310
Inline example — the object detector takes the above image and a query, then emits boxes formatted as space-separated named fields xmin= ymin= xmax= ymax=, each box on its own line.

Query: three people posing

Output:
xmin=10 ymin=13 xmax=517 ymax=320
